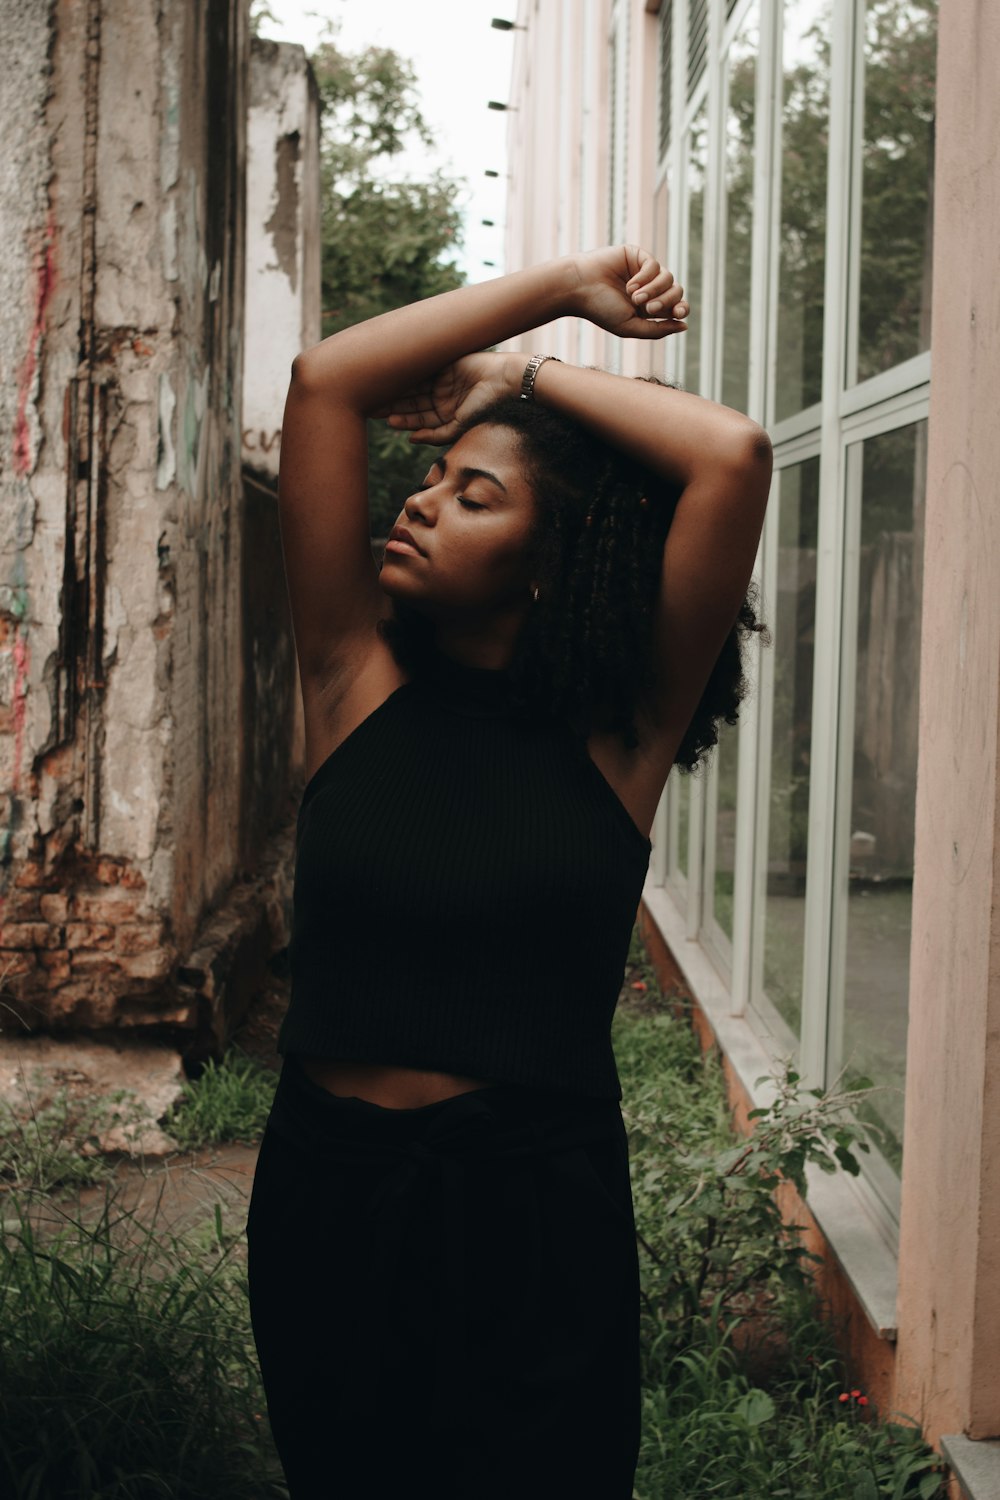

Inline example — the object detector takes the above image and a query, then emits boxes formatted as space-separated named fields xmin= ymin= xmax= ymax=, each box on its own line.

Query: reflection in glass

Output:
xmin=834 ymin=421 xmax=926 ymax=1178
xmin=855 ymin=0 xmax=937 ymax=382
xmin=721 ymin=3 xmax=758 ymax=415
xmin=712 ymin=721 xmax=739 ymax=940
xmin=683 ymin=100 xmax=709 ymax=396
xmin=775 ymin=0 xmax=831 ymax=422
xmin=762 ymin=459 xmax=820 ymax=1045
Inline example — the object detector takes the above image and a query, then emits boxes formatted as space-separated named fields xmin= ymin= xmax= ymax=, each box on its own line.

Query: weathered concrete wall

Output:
xmin=0 ymin=0 xmax=251 ymax=1038
xmin=243 ymin=37 xmax=321 ymax=477
xmin=239 ymin=37 xmax=321 ymax=839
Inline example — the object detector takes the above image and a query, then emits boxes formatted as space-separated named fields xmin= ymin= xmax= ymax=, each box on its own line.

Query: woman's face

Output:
xmin=379 ymin=424 xmax=538 ymax=621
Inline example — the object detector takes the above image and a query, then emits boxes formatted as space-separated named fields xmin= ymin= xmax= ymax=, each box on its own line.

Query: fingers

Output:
xmin=386 ymin=410 xmax=435 ymax=430
xmin=624 ymin=313 xmax=688 ymax=341
xmin=625 ymin=256 xmax=688 ymax=321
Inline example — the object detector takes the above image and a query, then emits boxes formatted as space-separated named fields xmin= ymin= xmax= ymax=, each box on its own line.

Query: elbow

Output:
xmin=290 ymin=347 xmax=323 ymax=387
xmin=730 ymin=421 xmax=773 ymax=494
xmin=736 ymin=420 xmax=773 ymax=469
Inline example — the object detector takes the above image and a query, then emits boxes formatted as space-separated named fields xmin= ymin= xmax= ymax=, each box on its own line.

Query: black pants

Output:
xmin=245 ymin=1055 xmax=641 ymax=1499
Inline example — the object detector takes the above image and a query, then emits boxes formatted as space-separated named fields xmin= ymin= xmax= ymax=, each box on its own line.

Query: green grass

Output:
xmin=162 ymin=1046 xmax=278 ymax=1151
xmin=0 ymin=1185 xmax=285 ymax=1500
xmin=0 ymin=932 xmax=946 ymax=1497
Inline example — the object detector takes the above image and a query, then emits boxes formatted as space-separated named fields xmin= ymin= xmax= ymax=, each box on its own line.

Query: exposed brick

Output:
xmin=119 ymin=949 xmax=173 ymax=981
xmin=39 ymin=893 xmax=70 ymax=923
xmin=94 ymin=859 xmax=122 ymax=885
xmin=115 ymin=923 xmax=164 ymax=956
xmin=64 ymin=922 xmax=116 ymax=951
xmin=41 ymin=960 xmax=72 ymax=987
xmin=117 ymin=1001 xmax=198 ymax=1028
xmin=0 ymin=950 xmax=38 ymax=979
xmin=46 ymin=984 xmax=118 ymax=1027
xmin=119 ymin=865 xmax=147 ymax=891
xmin=38 ymin=947 xmax=71 ymax=970
xmin=70 ymin=891 xmax=142 ymax=923
xmin=0 ymin=922 xmax=49 ymax=949
xmin=1 ymin=890 xmax=42 ymax=921
xmin=68 ymin=950 xmax=118 ymax=975
xmin=14 ymin=863 xmax=47 ymax=889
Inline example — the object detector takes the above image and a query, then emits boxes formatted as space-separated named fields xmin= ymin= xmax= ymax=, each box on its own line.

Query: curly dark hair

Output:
xmin=377 ymin=378 xmax=771 ymax=773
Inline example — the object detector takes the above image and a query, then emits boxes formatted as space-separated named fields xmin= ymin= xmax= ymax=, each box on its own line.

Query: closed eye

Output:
xmin=458 ymin=496 xmax=486 ymax=510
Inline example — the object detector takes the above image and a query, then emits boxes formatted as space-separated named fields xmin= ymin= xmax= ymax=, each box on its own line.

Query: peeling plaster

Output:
xmin=264 ymin=131 xmax=300 ymax=292
xmin=156 ymin=372 xmax=176 ymax=489
xmin=161 ymin=199 xmax=178 ymax=282
xmin=13 ymin=209 xmax=58 ymax=478
xmin=181 ymin=365 xmax=209 ymax=499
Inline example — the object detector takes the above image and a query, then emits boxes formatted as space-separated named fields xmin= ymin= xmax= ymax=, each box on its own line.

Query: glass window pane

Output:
xmin=775 ymin=0 xmax=831 ymax=423
xmin=676 ymin=774 xmax=690 ymax=880
xmin=713 ymin=721 xmax=739 ymax=940
xmin=683 ymin=100 xmax=709 ymax=396
xmin=720 ymin=3 xmax=758 ymax=416
xmin=833 ymin=420 xmax=927 ymax=1177
xmin=854 ymin=0 xmax=937 ymax=383
xmin=761 ymin=458 xmax=820 ymax=1045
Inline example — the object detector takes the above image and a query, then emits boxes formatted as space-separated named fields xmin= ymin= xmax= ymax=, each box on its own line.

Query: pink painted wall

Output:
xmin=893 ymin=0 xmax=1000 ymax=1448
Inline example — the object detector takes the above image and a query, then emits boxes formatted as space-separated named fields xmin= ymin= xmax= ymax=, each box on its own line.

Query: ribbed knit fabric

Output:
xmin=277 ymin=645 xmax=653 ymax=1100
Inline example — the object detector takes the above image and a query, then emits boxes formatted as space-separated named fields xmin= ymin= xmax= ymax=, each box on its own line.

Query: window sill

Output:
xmin=939 ymin=1436 xmax=1000 ymax=1500
xmin=640 ymin=879 xmax=899 ymax=1342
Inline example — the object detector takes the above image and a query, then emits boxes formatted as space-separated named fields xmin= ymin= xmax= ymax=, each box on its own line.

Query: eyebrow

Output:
xmin=430 ymin=452 xmax=508 ymax=496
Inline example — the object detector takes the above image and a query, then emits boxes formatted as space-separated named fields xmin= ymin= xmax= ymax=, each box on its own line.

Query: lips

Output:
xmin=387 ymin=525 xmax=426 ymax=556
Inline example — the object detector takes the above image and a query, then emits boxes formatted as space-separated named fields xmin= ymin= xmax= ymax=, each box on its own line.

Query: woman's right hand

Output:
xmin=568 ymin=245 xmax=689 ymax=339
xmin=379 ymin=351 xmax=521 ymax=445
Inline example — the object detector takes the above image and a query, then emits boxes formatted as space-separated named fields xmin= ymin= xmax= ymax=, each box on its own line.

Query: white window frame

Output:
xmin=645 ymin=0 xmax=935 ymax=1323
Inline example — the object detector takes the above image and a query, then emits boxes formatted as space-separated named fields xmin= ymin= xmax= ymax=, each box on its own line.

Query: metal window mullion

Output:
xmin=824 ymin=434 xmax=902 ymax=1237
xmin=839 ymin=349 xmax=932 ymax=420
xmin=763 ymin=0 xmax=787 ymax=432
xmin=841 ymin=385 xmax=930 ymax=446
xmin=730 ymin=0 xmax=777 ymax=1011
xmin=770 ymin=401 xmax=823 ymax=450
xmin=796 ymin=0 xmax=855 ymax=1095
xmin=824 ymin=438 xmax=862 ymax=1108
xmin=844 ymin=0 xmax=866 ymax=388
xmin=748 ymin=458 xmax=783 ymax=1023
xmin=687 ymin=0 xmax=723 ymax=940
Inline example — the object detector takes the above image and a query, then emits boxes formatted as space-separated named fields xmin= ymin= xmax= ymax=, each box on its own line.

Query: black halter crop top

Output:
xmin=277 ymin=645 xmax=652 ymax=1100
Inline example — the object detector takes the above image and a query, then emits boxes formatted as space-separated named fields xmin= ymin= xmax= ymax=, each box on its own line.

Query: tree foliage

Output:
xmin=308 ymin=27 xmax=467 ymax=536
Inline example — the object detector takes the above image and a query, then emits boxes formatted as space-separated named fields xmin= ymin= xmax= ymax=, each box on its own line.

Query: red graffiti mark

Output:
xmin=11 ymin=628 xmax=30 ymax=794
xmin=14 ymin=210 xmax=58 ymax=477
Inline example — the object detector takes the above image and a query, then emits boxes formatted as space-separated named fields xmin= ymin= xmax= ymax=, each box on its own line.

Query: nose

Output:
xmin=404 ymin=487 xmax=435 ymax=525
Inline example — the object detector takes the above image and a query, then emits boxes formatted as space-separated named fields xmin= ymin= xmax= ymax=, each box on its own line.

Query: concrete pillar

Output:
xmin=243 ymin=38 xmax=321 ymax=481
xmin=893 ymin=0 xmax=1000 ymax=1453
xmin=0 ymin=0 xmax=249 ymax=1038
xmin=240 ymin=37 xmax=322 ymax=818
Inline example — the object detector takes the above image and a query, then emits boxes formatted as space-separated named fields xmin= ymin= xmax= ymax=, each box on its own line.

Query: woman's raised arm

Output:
xmin=278 ymin=245 xmax=692 ymax=695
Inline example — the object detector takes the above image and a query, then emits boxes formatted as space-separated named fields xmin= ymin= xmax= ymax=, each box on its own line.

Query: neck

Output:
xmin=433 ymin=609 xmax=528 ymax=672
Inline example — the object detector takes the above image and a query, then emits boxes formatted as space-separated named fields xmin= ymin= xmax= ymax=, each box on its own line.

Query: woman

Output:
xmin=246 ymin=244 xmax=772 ymax=1499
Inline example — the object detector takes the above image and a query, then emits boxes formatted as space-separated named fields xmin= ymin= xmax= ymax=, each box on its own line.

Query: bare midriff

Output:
xmin=297 ymin=1057 xmax=497 ymax=1110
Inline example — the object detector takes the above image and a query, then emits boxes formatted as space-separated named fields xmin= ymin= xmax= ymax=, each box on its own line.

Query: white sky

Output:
xmin=258 ymin=0 xmax=515 ymax=283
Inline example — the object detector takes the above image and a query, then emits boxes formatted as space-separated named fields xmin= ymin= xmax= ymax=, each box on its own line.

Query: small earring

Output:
xmin=531 ymin=584 xmax=540 ymax=603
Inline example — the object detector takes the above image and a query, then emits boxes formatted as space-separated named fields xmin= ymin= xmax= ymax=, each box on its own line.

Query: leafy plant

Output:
xmin=163 ymin=1046 xmax=277 ymax=1151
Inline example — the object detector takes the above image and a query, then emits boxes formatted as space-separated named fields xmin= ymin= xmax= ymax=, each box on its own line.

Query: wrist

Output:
xmin=501 ymin=351 xmax=527 ymax=397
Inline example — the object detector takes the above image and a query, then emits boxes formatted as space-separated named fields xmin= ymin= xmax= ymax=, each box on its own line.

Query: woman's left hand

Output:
xmin=568 ymin=245 xmax=689 ymax=339
xmin=377 ymin=351 xmax=519 ymax=445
